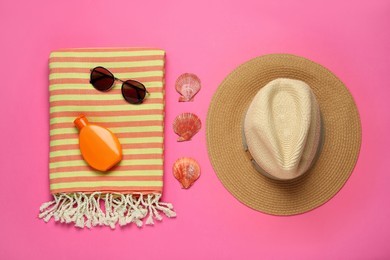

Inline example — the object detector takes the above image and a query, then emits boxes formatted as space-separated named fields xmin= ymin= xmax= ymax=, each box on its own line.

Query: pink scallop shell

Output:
xmin=173 ymin=113 xmax=201 ymax=142
xmin=175 ymin=73 xmax=201 ymax=102
xmin=173 ymin=157 xmax=201 ymax=189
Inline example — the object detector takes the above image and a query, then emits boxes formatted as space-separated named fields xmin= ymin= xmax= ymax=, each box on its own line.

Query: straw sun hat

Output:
xmin=206 ymin=54 xmax=361 ymax=215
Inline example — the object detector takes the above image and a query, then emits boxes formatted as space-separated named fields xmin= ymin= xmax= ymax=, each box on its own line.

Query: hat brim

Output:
xmin=206 ymin=54 xmax=361 ymax=215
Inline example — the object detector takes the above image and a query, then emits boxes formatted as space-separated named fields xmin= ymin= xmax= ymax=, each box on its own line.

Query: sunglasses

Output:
xmin=90 ymin=66 xmax=149 ymax=104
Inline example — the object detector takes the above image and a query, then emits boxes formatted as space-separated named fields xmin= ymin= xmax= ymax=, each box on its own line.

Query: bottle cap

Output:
xmin=74 ymin=115 xmax=89 ymax=130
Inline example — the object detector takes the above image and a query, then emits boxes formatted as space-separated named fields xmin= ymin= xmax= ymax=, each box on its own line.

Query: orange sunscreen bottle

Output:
xmin=74 ymin=115 xmax=122 ymax=172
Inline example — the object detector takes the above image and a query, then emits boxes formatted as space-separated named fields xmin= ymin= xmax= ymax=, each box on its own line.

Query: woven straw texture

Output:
xmin=206 ymin=54 xmax=361 ymax=215
xmin=244 ymin=78 xmax=322 ymax=180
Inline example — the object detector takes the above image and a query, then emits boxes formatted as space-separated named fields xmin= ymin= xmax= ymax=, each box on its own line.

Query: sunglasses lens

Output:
xmin=122 ymin=80 xmax=147 ymax=104
xmin=90 ymin=67 xmax=115 ymax=91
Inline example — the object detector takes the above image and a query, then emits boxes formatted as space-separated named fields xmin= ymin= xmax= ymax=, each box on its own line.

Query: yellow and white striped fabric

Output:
xmin=49 ymin=47 xmax=165 ymax=194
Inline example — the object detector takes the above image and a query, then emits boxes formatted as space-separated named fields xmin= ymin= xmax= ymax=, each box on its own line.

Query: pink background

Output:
xmin=1 ymin=0 xmax=390 ymax=259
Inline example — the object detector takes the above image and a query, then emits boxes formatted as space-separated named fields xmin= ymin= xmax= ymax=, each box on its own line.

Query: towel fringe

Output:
xmin=38 ymin=193 xmax=176 ymax=229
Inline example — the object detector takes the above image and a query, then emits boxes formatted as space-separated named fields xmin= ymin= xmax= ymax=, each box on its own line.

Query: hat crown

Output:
xmin=244 ymin=78 xmax=322 ymax=180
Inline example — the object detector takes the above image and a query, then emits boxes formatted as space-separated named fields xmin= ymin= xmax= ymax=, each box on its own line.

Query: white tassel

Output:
xmin=82 ymin=193 xmax=92 ymax=229
xmin=142 ymin=194 xmax=156 ymax=225
xmin=38 ymin=192 xmax=176 ymax=228
xmin=124 ymin=194 xmax=145 ymax=227
xmin=89 ymin=194 xmax=97 ymax=226
xmin=63 ymin=195 xmax=77 ymax=223
xmin=61 ymin=195 xmax=73 ymax=222
xmin=104 ymin=194 xmax=117 ymax=229
xmin=39 ymin=200 xmax=56 ymax=212
xmin=155 ymin=200 xmax=177 ymax=218
xmin=113 ymin=194 xmax=127 ymax=227
xmin=53 ymin=198 xmax=67 ymax=221
xmin=39 ymin=194 xmax=65 ymax=222
xmin=89 ymin=193 xmax=100 ymax=227
xmin=97 ymin=199 xmax=105 ymax=226
xmin=124 ymin=195 xmax=135 ymax=224
xmin=74 ymin=193 xmax=86 ymax=228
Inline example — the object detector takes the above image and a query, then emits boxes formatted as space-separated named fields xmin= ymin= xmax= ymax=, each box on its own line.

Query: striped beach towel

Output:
xmin=39 ymin=47 xmax=176 ymax=229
